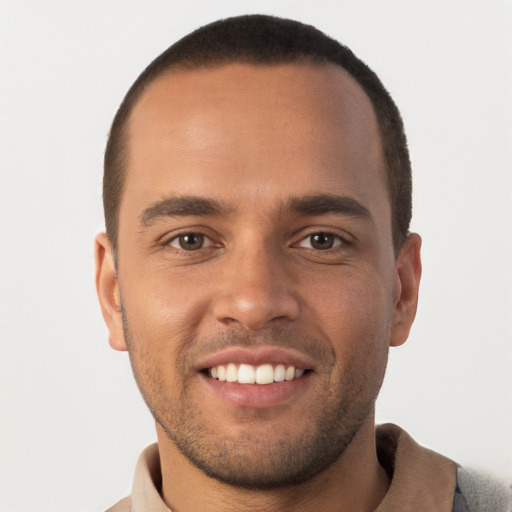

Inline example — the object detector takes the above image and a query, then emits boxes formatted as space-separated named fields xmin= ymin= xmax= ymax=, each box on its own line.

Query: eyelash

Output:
xmin=295 ymin=230 xmax=349 ymax=250
xmin=160 ymin=229 xmax=350 ymax=253
xmin=161 ymin=230 xmax=216 ymax=253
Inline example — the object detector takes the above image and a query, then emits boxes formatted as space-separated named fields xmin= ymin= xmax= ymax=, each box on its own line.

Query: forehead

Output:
xmin=122 ymin=62 xmax=387 ymax=222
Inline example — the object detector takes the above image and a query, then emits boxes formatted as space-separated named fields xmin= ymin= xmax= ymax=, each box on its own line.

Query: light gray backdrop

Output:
xmin=1 ymin=1 xmax=511 ymax=511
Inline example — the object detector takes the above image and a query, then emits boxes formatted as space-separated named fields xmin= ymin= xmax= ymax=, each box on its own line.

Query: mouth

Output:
xmin=204 ymin=363 xmax=309 ymax=385
xmin=196 ymin=347 xmax=315 ymax=408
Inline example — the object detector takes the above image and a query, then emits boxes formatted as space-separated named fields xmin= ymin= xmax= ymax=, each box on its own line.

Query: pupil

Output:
xmin=179 ymin=234 xmax=203 ymax=250
xmin=311 ymin=233 xmax=333 ymax=250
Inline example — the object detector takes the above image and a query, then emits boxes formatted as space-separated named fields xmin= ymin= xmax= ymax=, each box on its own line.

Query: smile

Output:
xmin=208 ymin=363 xmax=306 ymax=385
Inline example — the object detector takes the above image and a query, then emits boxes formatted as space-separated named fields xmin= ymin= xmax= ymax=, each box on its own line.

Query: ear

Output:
xmin=94 ymin=232 xmax=127 ymax=351
xmin=390 ymin=233 xmax=422 ymax=347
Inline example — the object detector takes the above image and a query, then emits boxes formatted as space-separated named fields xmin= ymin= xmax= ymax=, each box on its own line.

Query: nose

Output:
xmin=212 ymin=244 xmax=300 ymax=330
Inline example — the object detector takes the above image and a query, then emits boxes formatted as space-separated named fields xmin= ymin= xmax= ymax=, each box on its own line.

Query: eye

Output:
xmin=297 ymin=232 xmax=344 ymax=250
xmin=168 ymin=233 xmax=209 ymax=251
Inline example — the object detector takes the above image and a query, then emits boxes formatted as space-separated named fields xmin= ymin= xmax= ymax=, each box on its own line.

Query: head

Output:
xmin=96 ymin=15 xmax=421 ymax=491
xmin=103 ymin=14 xmax=412 ymax=258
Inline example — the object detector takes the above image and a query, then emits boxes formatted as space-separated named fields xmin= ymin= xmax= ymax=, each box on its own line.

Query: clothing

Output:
xmin=453 ymin=467 xmax=511 ymax=512
xmin=106 ymin=424 xmax=510 ymax=512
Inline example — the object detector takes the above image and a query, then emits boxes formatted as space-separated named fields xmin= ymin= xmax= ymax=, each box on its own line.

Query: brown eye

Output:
xmin=310 ymin=233 xmax=335 ymax=250
xmin=173 ymin=233 xmax=205 ymax=250
xmin=296 ymin=232 xmax=344 ymax=251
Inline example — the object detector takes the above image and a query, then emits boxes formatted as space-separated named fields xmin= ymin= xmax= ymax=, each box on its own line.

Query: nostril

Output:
xmin=213 ymin=293 xmax=300 ymax=331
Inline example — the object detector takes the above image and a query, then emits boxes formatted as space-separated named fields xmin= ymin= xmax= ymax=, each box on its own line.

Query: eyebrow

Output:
xmin=139 ymin=196 xmax=233 ymax=227
xmin=139 ymin=193 xmax=372 ymax=229
xmin=286 ymin=194 xmax=371 ymax=220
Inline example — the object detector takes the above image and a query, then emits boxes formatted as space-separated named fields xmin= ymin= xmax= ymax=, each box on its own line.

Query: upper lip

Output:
xmin=196 ymin=346 xmax=316 ymax=372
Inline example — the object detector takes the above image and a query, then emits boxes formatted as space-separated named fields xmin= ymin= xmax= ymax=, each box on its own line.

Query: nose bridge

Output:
xmin=213 ymin=236 xmax=299 ymax=329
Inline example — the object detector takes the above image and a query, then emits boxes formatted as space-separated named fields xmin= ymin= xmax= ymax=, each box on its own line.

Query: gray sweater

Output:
xmin=453 ymin=467 xmax=511 ymax=512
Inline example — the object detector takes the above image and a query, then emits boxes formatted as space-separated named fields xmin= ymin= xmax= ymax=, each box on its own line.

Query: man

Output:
xmin=95 ymin=15 xmax=510 ymax=512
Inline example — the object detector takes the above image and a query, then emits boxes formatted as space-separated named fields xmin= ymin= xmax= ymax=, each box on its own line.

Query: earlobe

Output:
xmin=390 ymin=233 xmax=422 ymax=347
xmin=94 ymin=233 xmax=127 ymax=351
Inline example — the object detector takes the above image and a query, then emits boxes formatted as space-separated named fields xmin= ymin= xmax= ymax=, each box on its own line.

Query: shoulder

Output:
xmin=453 ymin=467 xmax=511 ymax=512
xmin=105 ymin=496 xmax=132 ymax=512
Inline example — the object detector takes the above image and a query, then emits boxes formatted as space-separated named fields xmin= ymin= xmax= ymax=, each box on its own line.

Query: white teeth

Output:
xmin=238 ymin=364 xmax=256 ymax=384
xmin=226 ymin=363 xmax=238 ymax=382
xmin=256 ymin=364 xmax=274 ymax=385
xmin=285 ymin=366 xmax=295 ymax=381
xmin=274 ymin=364 xmax=286 ymax=382
xmin=209 ymin=363 xmax=306 ymax=385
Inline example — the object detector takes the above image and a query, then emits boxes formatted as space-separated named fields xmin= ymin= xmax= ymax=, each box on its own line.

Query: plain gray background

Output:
xmin=1 ymin=1 xmax=511 ymax=510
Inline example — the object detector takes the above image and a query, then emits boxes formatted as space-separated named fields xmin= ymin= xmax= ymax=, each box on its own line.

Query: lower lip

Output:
xmin=200 ymin=373 xmax=311 ymax=408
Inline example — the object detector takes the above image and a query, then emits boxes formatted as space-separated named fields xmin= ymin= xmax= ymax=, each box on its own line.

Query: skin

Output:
xmin=96 ymin=62 xmax=422 ymax=512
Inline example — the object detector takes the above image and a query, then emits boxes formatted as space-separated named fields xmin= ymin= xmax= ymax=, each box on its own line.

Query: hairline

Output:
xmin=107 ymin=56 xmax=409 ymax=260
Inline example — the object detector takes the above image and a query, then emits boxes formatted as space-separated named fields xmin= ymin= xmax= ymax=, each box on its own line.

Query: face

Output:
xmin=96 ymin=62 xmax=421 ymax=488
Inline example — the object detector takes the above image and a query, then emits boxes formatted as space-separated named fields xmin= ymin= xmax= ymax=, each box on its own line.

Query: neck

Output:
xmin=156 ymin=416 xmax=390 ymax=512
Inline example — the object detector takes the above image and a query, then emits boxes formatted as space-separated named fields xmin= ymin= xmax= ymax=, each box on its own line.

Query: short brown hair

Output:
xmin=104 ymin=15 xmax=412 ymax=254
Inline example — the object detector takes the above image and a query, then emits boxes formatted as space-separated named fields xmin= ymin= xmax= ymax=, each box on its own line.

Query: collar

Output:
xmin=375 ymin=423 xmax=457 ymax=511
xmin=128 ymin=424 xmax=457 ymax=512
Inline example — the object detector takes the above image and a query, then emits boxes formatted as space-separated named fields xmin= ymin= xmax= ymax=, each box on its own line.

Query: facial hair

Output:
xmin=123 ymin=313 xmax=388 ymax=490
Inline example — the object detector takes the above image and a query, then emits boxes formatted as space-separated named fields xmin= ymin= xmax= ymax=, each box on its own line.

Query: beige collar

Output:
xmin=118 ymin=424 xmax=457 ymax=512
xmin=375 ymin=423 xmax=457 ymax=511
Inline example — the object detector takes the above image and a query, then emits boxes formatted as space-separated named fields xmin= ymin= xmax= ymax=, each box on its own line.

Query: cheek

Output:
xmin=123 ymin=269 xmax=212 ymax=336
xmin=120 ymin=272 xmax=213 ymax=390
xmin=308 ymin=268 xmax=394 ymax=362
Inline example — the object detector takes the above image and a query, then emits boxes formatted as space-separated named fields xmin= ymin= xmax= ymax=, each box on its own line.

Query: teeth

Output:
xmin=238 ymin=364 xmax=255 ymax=384
xmin=226 ymin=363 xmax=238 ymax=382
xmin=208 ymin=363 xmax=306 ymax=385
xmin=274 ymin=364 xmax=286 ymax=382
xmin=256 ymin=364 xmax=274 ymax=385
